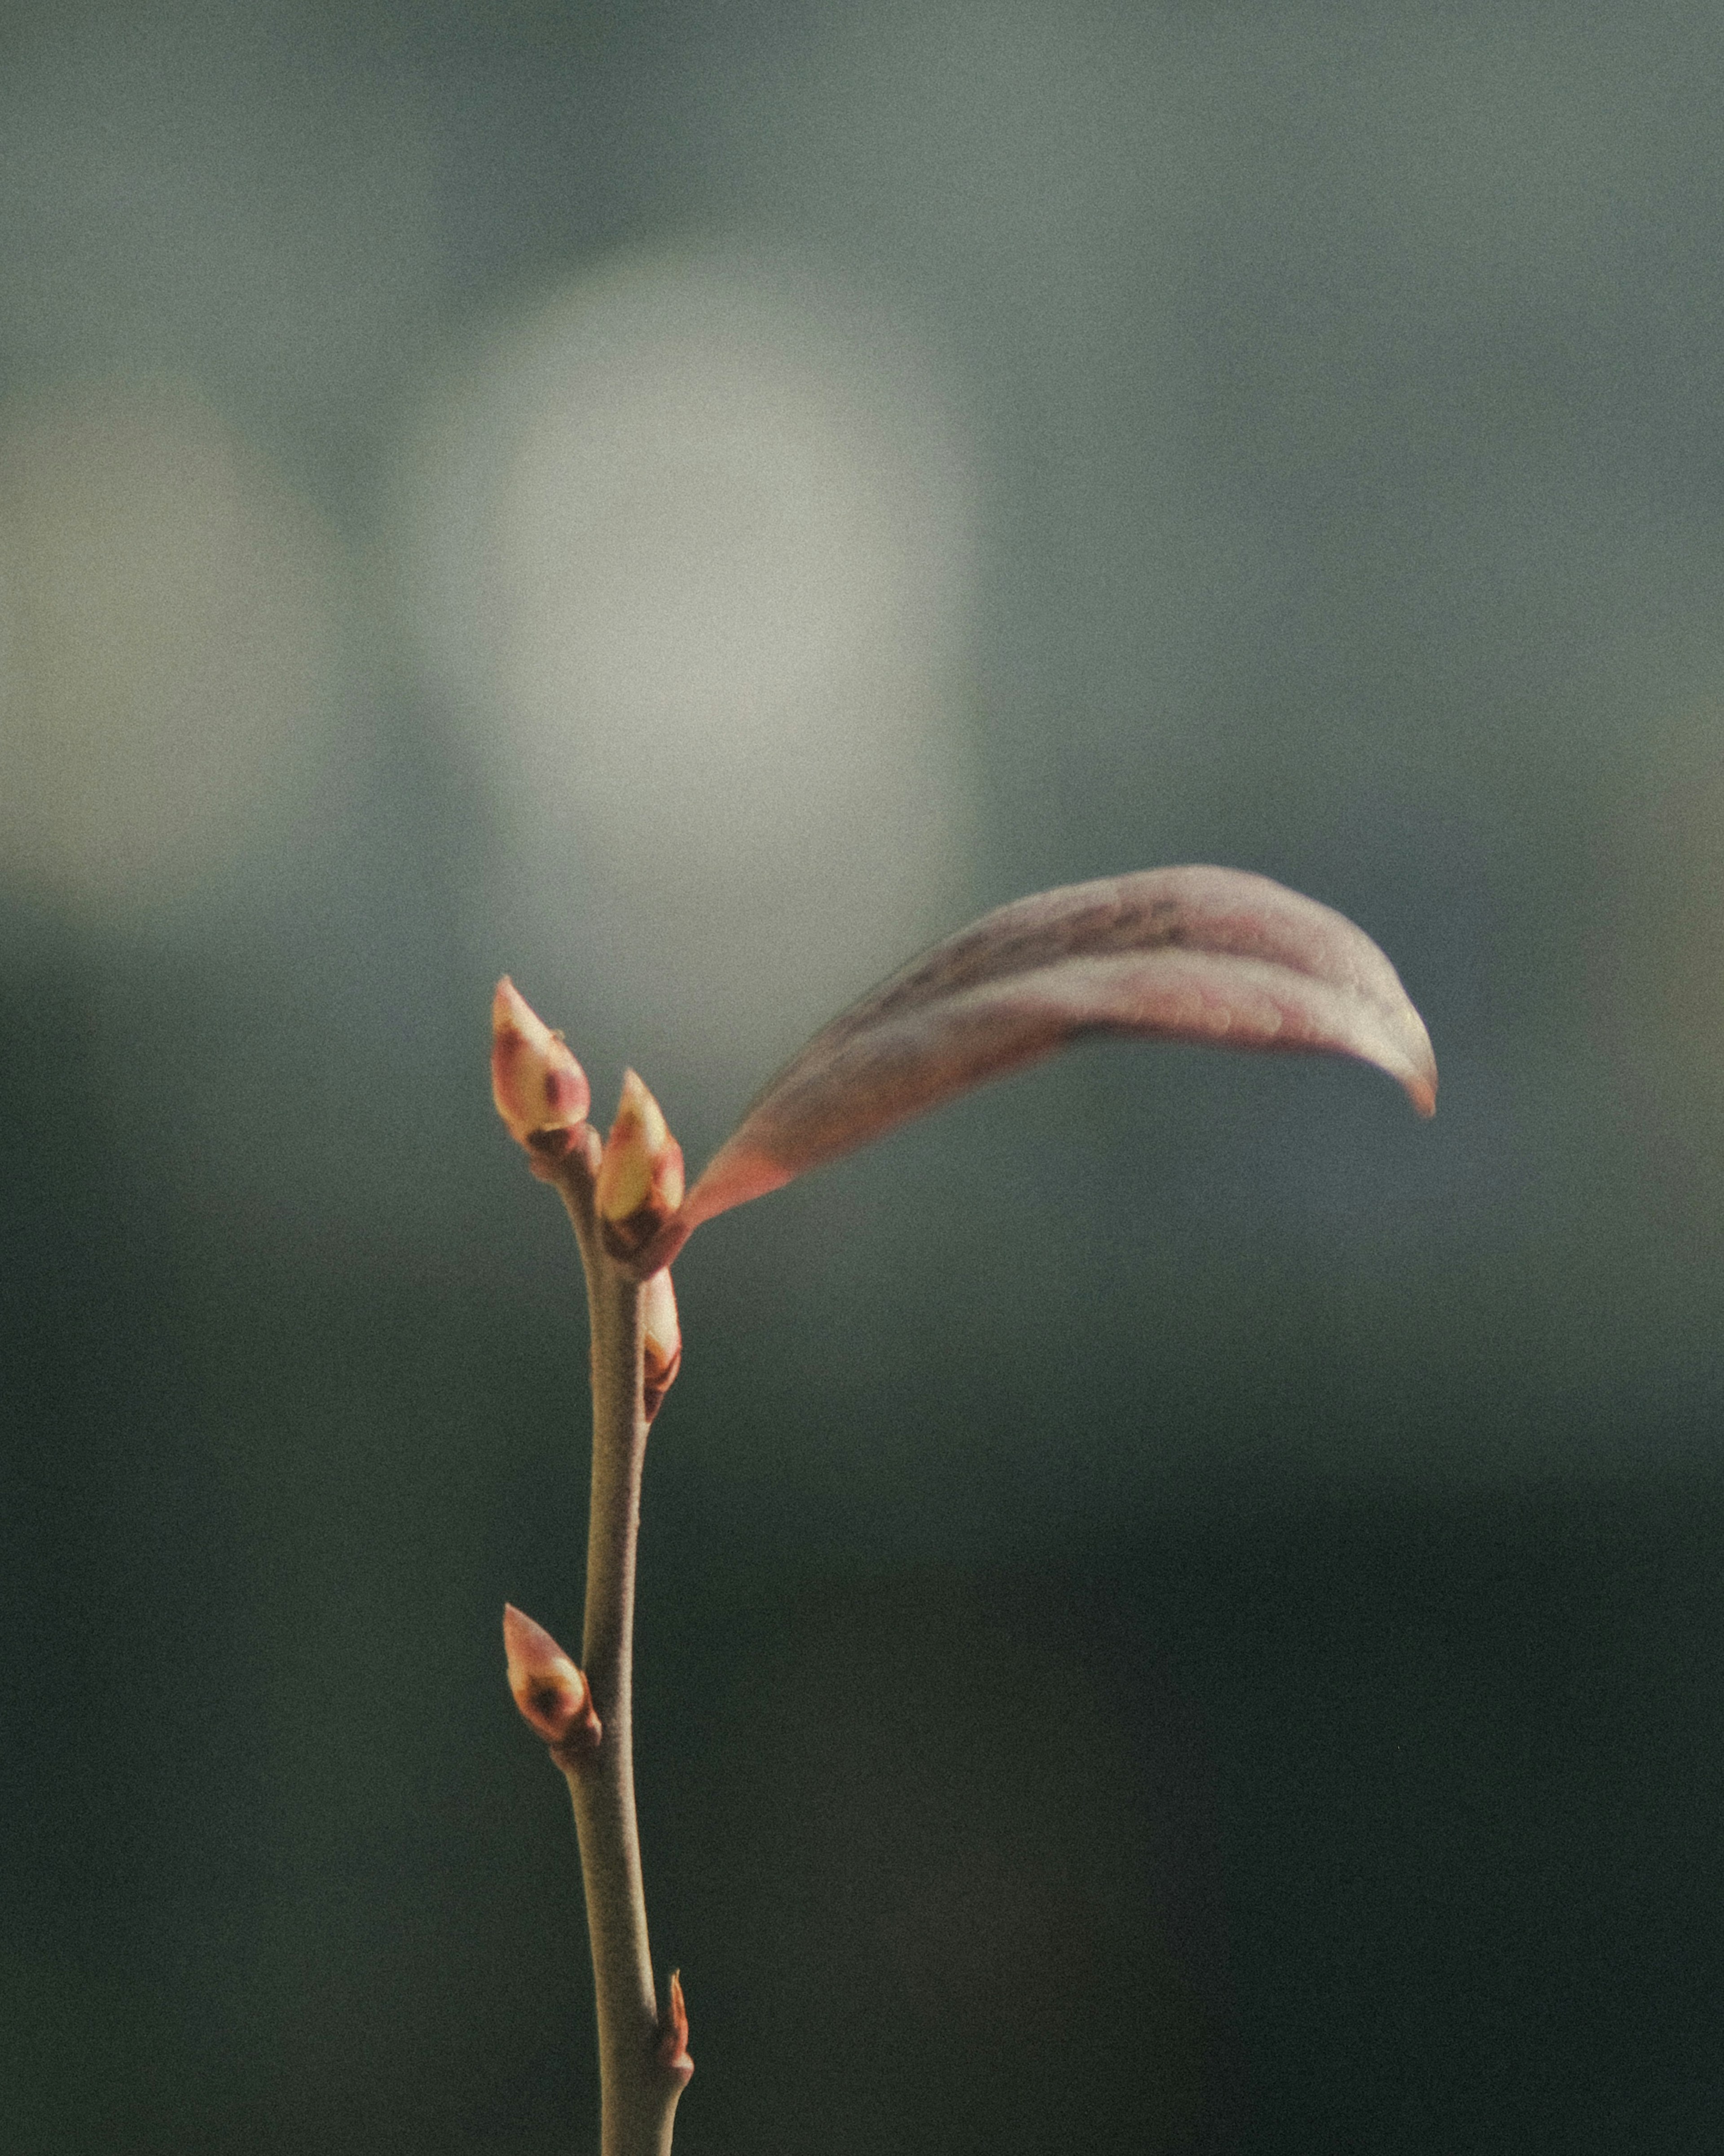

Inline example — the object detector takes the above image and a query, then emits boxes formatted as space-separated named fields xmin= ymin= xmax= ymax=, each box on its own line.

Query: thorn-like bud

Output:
xmin=641 ymin=1268 xmax=682 ymax=1422
xmin=502 ymin=1603 xmax=602 ymax=1767
xmin=596 ymin=1069 xmax=686 ymax=1267
xmin=657 ymin=1968 xmax=694 ymax=2089
xmin=491 ymin=978 xmax=594 ymax=1180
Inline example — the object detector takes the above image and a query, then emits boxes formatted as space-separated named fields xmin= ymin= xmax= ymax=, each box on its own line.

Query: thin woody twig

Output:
xmin=555 ymin=1146 xmax=691 ymax=2156
xmin=494 ymin=1004 xmax=690 ymax=2156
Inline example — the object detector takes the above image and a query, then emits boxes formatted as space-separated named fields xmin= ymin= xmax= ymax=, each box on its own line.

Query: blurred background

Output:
xmin=3 ymin=1 xmax=1723 ymax=2149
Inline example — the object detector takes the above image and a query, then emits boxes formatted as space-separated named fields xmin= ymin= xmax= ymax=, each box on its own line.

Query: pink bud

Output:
xmin=502 ymin=1603 xmax=602 ymax=1764
xmin=641 ymin=1268 xmax=682 ymax=1422
xmin=491 ymin=978 xmax=593 ymax=1177
xmin=596 ymin=1069 xmax=686 ymax=1267
xmin=657 ymin=1968 xmax=693 ymax=2088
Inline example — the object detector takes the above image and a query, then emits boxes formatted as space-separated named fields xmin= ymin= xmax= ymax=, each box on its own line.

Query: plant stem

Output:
xmin=553 ymin=1157 xmax=689 ymax=2156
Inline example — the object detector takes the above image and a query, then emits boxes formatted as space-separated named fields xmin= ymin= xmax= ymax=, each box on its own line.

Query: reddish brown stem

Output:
xmin=542 ymin=1147 xmax=691 ymax=2156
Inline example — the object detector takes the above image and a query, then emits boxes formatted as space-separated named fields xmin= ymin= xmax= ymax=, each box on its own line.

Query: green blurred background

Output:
xmin=4 ymin=1 xmax=1724 ymax=2148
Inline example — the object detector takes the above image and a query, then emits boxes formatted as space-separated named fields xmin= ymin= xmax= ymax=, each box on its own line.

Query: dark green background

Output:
xmin=5 ymin=2 xmax=1724 ymax=2148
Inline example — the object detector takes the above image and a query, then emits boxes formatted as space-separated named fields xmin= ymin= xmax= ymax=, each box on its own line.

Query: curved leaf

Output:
xmin=677 ymin=865 xmax=1435 ymax=1239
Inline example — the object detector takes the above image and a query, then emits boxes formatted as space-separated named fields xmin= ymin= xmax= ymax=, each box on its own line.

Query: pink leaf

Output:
xmin=674 ymin=866 xmax=1435 ymax=1244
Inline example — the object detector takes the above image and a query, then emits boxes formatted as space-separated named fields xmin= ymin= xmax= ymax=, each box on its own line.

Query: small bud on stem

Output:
xmin=503 ymin=1602 xmax=602 ymax=1768
xmin=641 ymin=1268 xmax=682 ymax=1421
xmin=491 ymin=978 xmax=596 ymax=1180
xmin=596 ymin=1068 xmax=686 ymax=1267
xmin=657 ymin=1969 xmax=694 ymax=2089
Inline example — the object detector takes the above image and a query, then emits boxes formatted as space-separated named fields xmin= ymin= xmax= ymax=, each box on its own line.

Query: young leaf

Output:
xmin=648 ymin=865 xmax=1434 ymax=1264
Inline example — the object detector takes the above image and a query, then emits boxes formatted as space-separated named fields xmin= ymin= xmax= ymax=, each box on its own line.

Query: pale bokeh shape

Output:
xmin=395 ymin=253 xmax=977 ymax=1093
xmin=0 ymin=380 xmax=344 ymax=915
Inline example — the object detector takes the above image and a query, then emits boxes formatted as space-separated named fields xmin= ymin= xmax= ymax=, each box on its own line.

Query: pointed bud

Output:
xmin=641 ymin=1267 xmax=682 ymax=1422
xmin=502 ymin=1603 xmax=602 ymax=1766
xmin=491 ymin=978 xmax=594 ymax=1179
xmin=656 ymin=1968 xmax=694 ymax=2089
xmin=596 ymin=1069 xmax=686 ymax=1267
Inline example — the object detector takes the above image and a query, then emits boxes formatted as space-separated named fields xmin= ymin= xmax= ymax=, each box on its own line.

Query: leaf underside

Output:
xmin=678 ymin=865 xmax=1437 ymax=1236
